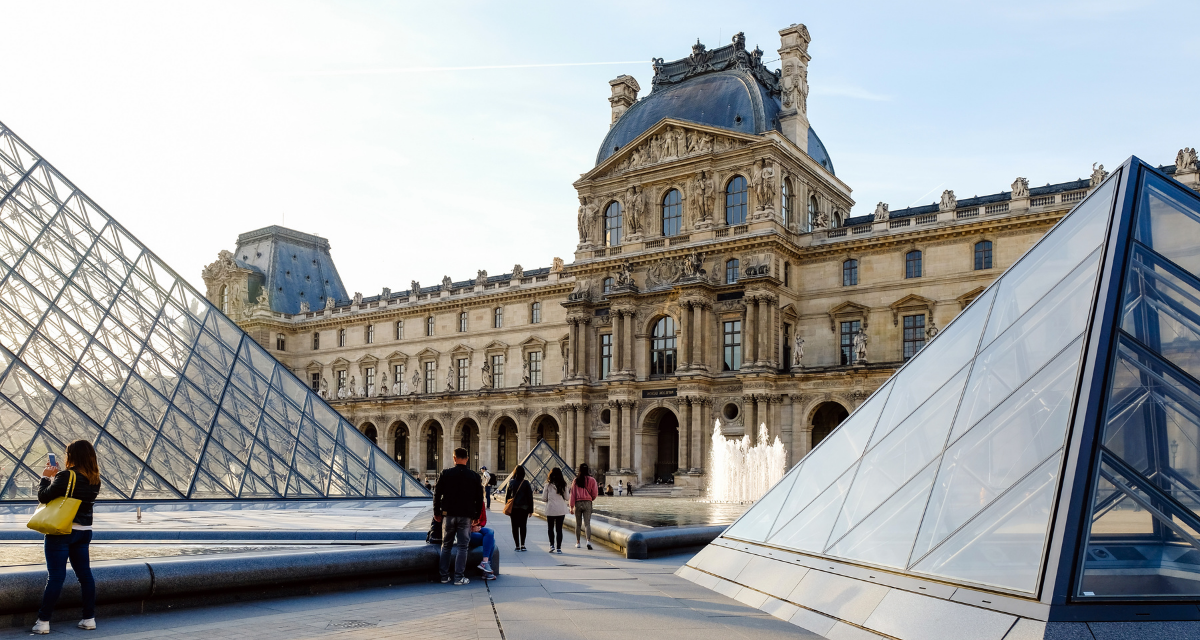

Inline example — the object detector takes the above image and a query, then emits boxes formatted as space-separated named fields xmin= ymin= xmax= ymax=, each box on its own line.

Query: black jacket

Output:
xmin=505 ymin=479 xmax=534 ymax=513
xmin=433 ymin=464 xmax=482 ymax=518
xmin=38 ymin=470 xmax=101 ymax=527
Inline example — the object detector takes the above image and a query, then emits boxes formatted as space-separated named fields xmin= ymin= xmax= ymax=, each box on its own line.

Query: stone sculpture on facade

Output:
xmin=873 ymin=202 xmax=889 ymax=222
xmin=476 ymin=270 xmax=488 ymax=286
xmin=446 ymin=362 xmax=455 ymax=392
xmin=319 ymin=377 xmax=328 ymax=399
xmin=481 ymin=359 xmax=492 ymax=389
xmin=793 ymin=336 xmax=804 ymax=368
xmin=939 ymin=190 xmax=957 ymax=212
xmin=512 ymin=264 xmax=523 ymax=280
xmin=410 ymin=280 xmax=420 ymax=295
xmin=392 ymin=377 xmax=403 ymax=396
xmin=625 ymin=186 xmax=645 ymax=236
xmin=521 ymin=357 xmax=531 ymax=386
xmin=926 ymin=320 xmax=939 ymax=340
xmin=441 ymin=276 xmax=452 ymax=291
xmin=751 ymin=159 xmax=776 ymax=214
xmin=551 ymin=257 xmax=564 ymax=273
xmin=411 ymin=371 xmax=420 ymax=395
xmin=853 ymin=329 xmax=868 ymax=364
xmin=1011 ymin=177 xmax=1030 ymax=198
xmin=1178 ymin=147 xmax=1198 ymax=173
xmin=568 ymin=278 xmax=591 ymax=301
xmin=614 ymin=262 xmax=636 ymax=289
xmin=298 ymin=301 xmax=310 ymax=313
xmin=1090 ymin=163 xmax=1109 ymax=187
xmin=324 ymin=296 xmax=335 ymax=310
xmin=577 ymin=196 xmax=598 ymax=245
xmin=694 ymin=170 xmax=715 ymax=225
xmin=378 ymin=373 xmax=389 ymax=397
xmin=813 ymin=210 xmax=830 ymax=230
xmin=352 ymin=292 xmax=363 ymax=306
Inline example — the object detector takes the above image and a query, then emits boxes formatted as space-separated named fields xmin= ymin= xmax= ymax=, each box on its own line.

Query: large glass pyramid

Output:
xmin=0 ymin=122 xmax=427 ymax=500
xmin=683 ymin=157 xmax=1200 ymax=631
xmin=496 ymin=439 xmax=576 ymax=496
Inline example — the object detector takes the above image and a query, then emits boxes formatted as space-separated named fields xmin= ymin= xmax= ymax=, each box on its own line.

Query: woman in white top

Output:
xmin=541 ymin=467 xmax=570 ymax=553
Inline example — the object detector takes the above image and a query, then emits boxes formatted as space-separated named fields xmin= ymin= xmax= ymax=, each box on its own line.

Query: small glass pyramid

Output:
xmin=0 ymin=121 xmax=428 ymax=500
xmin=691 ymin=157 xmax=1200 ymax=627
xmin=496 ymin=439 xmax=576 ymax=495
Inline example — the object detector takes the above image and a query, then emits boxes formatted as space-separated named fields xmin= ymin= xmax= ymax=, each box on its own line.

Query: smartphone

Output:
xmin=47 ymin=453 xmax=56 ymax=467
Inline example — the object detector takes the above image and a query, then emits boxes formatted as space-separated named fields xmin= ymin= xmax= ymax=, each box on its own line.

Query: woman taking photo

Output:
xmin=504 ymin=466 xmax=533 ymax=551
xmin=569 ymin=463 xmax=598 ymax=550
xmin=34 ymin=440 xmax=101 ymax=635
xmin=541 ymin=467 xmax=569 ymax=553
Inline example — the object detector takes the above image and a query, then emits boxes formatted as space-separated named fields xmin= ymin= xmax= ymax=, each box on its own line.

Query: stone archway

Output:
xmin=457 ymin=418 xmax=481 ymax=470
xmin=391 ymin=421 xmax=409 ymax=470
xmin=493 ymin=416 xmax=519 ymax=472
xmin=421 ymin=420 xmax=444 ymax=475
xmin=811 ymin=402 xmax=849 ymax=449
xmin=641 ymin=406 xmax=680 ymax=484
xmin=360 ymin=422 xmax=378 ymax=445
xmin=533 ymin=414 xmax=560 ymax=452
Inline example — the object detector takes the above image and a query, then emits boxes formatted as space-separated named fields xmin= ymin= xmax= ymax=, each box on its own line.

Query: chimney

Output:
xmin=777 ymin=24 xmax=812 ymax=152
xmin=608 ymin=75 xmax=640 ymax=126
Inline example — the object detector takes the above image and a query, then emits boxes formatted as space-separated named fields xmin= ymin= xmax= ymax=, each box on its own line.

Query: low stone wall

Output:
xmin=0 ymin=543 xmax=497 ymax=623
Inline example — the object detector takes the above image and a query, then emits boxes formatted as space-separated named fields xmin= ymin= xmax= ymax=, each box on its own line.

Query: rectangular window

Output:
xmin=337 ymin=369 xmax=347 ymax=393
xmin=843 ymin=259 xmax=858 ymax=286
xmin=783 ymin=262 xmax=790 ymax=288
xmin=494 ymin=307 xmax=503 ymax=329
xmin=723 ymin=320 xmax=742 ymax=371
xmin=529 ymin=351 xmax=542 ymax=386
xmin=394 ymin=364 xmax=404 ymax=390
xmin=396 ymin=320 xmax=404 ymax=340
xmin=491 ymin=355 xmax=504 ymax=388
xmin=366 ymin=324 xmax=375 ymax=344
xmin=975 ymin=241 xmax=993 ymax=270
xmin=338 ymin=329 xmax=346 ymax=347
xmin=426 ymin=316 xmax=435 ymax=336
xmin=905 ymin=251 xmax=923 ymax=279
xmin=276 ymin=333 xmax=286 ymax=351
xmin=424 ymin=361 xmax=435 ymax=393
xmin=310 ymin=372 xmax=319 ymax=392
xmin=456 ymin=357 xmax=469 ymax=391
xmin=903 ymin=314 xmax=926 ymax=360
xmin=364 ymin=366 xmax=375 ymax=391
xmin=840 ymin=320 xmax=861 ymax=365
xmin=531 ymin=302 xmax=541 ymax=324
xmin=313 ymin=332 xmax=320 ymax=350
xmin=599 ymin=334 xmax=612 ymax=380
xmin=459 ymin=312 xmax=467 ymax=332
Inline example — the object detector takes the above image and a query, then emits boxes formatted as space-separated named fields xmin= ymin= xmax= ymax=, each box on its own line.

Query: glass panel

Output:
xmin=256 ymin=412 xmax=295 ymax=460
xmin=239 ymin=470 xmax=280 ymax=498
xmin=190 ymin=469 xmax=235 ymax=499
xmin=184 ymin=353 xmax=226 ymax=401
xmin=981 ymin=177 xmax=1114 ymax=347
xmin=914 ymin=340 xmax=1081 ymax=561
xmin=958 ymin=250 xmax=1100 ymax=433
xmin=768 ymin=462 xmax=859 ymax=552
xmin=1135 ymin=171 xmax=1200 ymax=278
xmin=1121 ymin=247 xmax=1200 ymax=383
xmin=38 ymin=309 xmax=90 ymax=360
xmin=39 ymin=402 xmax=99 ymax=451
xmin=911 ymin=452 xmax=1062 ymax=593
xmin=194 ymin=330 xmax=235 ymax=376
xmin=827 ymin=461 xmax=938 ymax=569
xmin=120 ymin=374 xmax=168 ymax=427
xmin=21 ymin=334 xmax=76 ymax=389
xmin=290 ymin=443 xmax=331 ymax=494
xmin=832 ymin=367 xmax=969 ymax=543
xmin=170 ymin=381 xmax=217 ymax=430
xmin=61 ymin=369 xmax=116 ymax=426
xmin=133 ymin=467 xmax=182 ymax=499
xmin=0 ymin=398 xmax=38 ymax=460
xmin=2 ymin=362 xmax=55 ymax=422
xmin=221 ymin=386 xmax=261 ymax=429
xmin=93 ymin=433 xmax=145 ymax=498
xmin=873 ymin=287 xmax=995 ymax=438
xmin=725 ymin=464 xmax=801 ymax=542
xmin=146 ymin=438 xmax=196 ymax=493
xmin=285 ymin=472 xmax=323 ymax=498
xmin=199 ymin=440 xmax=247 ymax=495
xmin=210 ymin=411 xmax=256 ymax=463
xmin=159 ymin=409 xmax=207 ymax=462
xmin=103 ymin=403 xmax=159 ymax=459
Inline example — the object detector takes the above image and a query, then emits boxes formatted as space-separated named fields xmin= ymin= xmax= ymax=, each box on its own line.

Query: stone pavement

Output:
xmin=0 ymin=508 xmax=817 ymax=639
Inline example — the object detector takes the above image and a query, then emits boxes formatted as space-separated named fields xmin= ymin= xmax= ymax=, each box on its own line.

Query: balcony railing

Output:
xmin=956 ymin=207 xmax=979 ymax=219
xmin=1031 ymin=195 xmax=1055 ymax=207
xmin=645 ymin=239 xmax=665 ymax=249
xmin=889 ymin=218 xmax=910 ymax=229
xmin=1062 ymin=190 xmax=1086 ymax=203
xmin=914 ymin=213 xmax=937 ymax=225
xmin=668 ymin=235 xmax=691 ymax=245
xmin=985 ymin=203 xmax=1009 ymax=215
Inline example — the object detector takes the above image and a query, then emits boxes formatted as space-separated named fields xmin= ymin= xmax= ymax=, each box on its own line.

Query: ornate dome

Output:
xmin=595 ymin=35 xmax=834 ymax=175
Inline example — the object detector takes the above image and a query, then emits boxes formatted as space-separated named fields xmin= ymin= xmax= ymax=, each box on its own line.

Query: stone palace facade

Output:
xmin=202 ymin=23 xmax=1200 ymax=495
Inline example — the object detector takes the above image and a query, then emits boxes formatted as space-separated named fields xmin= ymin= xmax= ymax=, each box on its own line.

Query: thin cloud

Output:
xmin=812 ymin=84 xmax=891 ymax=102
xmin=299 ymin=61 xmax=647 ymax=76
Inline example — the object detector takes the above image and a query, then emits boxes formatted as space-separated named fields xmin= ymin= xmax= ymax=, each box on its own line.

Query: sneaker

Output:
xmin=32 ymin=620 xmax=49 ymax=635
xmin=453 ymin=576 xmax=470 ymax=586
xmin=575 ymin=542 xmax=581 ymax=548
xmin=555 ymin=548 xmax=563 ymax=554
xmin=478 ymin=560 xmax=492 ymax=573
xmin=587 ymin=543 xmax=593 ymax=550
xmin=481 ymin=570 xmax=496 ymax=580
xmin=440 ymin=575 xmax=451 ymax=584
xmin=515 ymin=546 xmax=521 ymax=552
xmin=520 ymin=546 xmax=527 ymax=551
xmin=78 ymin=619 xmax=97 ymax=630
xmin=548 ymin=546 xmax=556 ymax=553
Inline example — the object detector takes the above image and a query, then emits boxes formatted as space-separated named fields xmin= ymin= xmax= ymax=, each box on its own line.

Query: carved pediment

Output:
xmin=828 ymin=301 xmax=870 ymax=333
xmin=483 ymin=340 xmax=509 ymax=352
xmin=330 ymin=357 xmax=351 ymax=369
xmin=449 ymin=343 xmax=474 ymax=356
xmin=889 ymin=294 xmax=936 ymax=326
xmin=356 ymin=353 xmax=379 ymax=365
xmin=957 ymin=286 xmax=987 ymax=310
xmin=585 ymin=119 xmax=757 ymax=181
xmin=415 ymin=347 xmax=440 ymax=360
xmin=520 ymin=336 xmax=548 ymax=350
xmin=778 ymin=303 xmax=799 ymax=322
xmin=384 ymin=350 xmax=409 ymax=363
xmin=304 ymin=360 xmax=323 ymax=372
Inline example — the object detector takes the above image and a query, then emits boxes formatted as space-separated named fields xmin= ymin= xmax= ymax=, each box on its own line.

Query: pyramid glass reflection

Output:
xmin=686 ymin=158 xmax=1200 ymax=629
xmin=0 ymin=122 xmax=427 ymax=500
xmin=496 ymin=439 xmax=575 ymax=495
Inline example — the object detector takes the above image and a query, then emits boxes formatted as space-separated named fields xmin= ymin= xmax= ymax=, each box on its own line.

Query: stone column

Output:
xmin=678 ymin=301 xmax=691 ymax=371
xmin=679 ymin=399 xmax=691 ymax=470
xmin=624 ymin=311 xmax=635 ymax=376
xmin=695 ymin=399 xmax=710 ymax=473
xmin=697 ymin=302 xmax=709 ymax=371
xmin=609 ymin=401 xmax=622 ymax=473
xmin=613 ymin=314 xmax=624 ymax=372
xmin=758 ymin=299 xmax=772 ymax=367
xmin=744 ymin=295 xmax=758 ymax=367
xmin=568 ymin=319 xmax=578 ymax=378
xmin=621 ymin=400 xmax=635 ymax=472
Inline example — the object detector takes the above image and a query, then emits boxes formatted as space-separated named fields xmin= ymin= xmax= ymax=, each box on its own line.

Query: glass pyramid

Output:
xmin=698 ymin=158 xmax=1200 ymax=622
xmin=0 ymin=121 xmax=427 ymax=501
xmin=496 ymin=439 xmax=576 ymax=495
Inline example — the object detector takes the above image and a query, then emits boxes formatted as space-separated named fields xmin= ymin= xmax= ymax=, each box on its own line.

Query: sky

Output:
xmin=1 ymin=0 xmax=1197 ymax=296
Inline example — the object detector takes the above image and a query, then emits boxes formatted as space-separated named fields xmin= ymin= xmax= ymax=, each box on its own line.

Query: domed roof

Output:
xmin=595 ymin=35 xmax=834 ymax=175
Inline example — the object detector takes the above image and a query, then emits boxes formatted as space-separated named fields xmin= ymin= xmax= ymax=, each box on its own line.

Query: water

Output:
xmin=707 ymin=422 xmax=786 ymax=503
xmin=588 ymin=496 xmax=748 ymax=528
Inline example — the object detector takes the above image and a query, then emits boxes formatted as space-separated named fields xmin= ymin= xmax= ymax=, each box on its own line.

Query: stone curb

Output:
xmin=0 ymin=529 xmax=428 ymax=541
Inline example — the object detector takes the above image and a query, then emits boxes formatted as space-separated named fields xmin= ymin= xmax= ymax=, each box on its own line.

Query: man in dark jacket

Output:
xmin=433 ymin=447 xmax=482 ymax=585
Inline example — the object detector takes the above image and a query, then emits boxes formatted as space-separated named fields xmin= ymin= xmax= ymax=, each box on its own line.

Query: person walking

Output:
xmin=479 ymin=466 xmax=493 ymax=509
xmin=504 ymin=465 xmax=533 ymax=551
xmin=471 ymin=486 xmax=496 ymax=580
xmin=541 ymin=467 xmax=569 ymax=553
xmin=617 ymin=480 xmax=624 ymax=497
xmin=433 ymin=447 xmax=482 ymax=586
xmin=569 ymin=463 xmax=599 ymax=550
xmin=33 ymin=440 xmax=102 ymax=635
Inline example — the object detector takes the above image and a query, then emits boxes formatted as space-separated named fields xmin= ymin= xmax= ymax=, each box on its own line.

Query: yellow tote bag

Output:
xmin=27 ymin=470 xmax=81 ymax=535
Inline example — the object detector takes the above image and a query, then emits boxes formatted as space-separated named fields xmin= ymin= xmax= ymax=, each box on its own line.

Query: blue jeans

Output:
xmin=471 ymin=528 xmax=495 ymax=566
xmin=40 ymin=529 xmax=94 ymax=621
xmin=439 ymin=516 xmax=472 ymax=580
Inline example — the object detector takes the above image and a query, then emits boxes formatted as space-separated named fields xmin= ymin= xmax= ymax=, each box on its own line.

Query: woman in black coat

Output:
xmin=34 ymin=440 xmax=102 ymax=635
xmin=505 ymin=466 xmax=534 ymax=551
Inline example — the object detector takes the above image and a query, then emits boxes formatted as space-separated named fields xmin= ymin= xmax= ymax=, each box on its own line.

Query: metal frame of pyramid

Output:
xmin=680 ymin=157 xmax=1200 ymax=636
xmin=495 ymin=439 xmax=575 ymax=496
xmin=0 ymin=122 xmax=429 ymax=501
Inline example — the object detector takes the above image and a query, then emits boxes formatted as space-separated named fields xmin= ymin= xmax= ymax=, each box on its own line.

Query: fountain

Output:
xmin=707 ymin=421 xmax=787 ymax=503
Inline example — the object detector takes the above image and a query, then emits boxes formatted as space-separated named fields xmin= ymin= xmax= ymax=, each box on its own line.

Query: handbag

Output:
xmin=502 ymin=498 xmax=514 ymax=516
xmin=27 ymin=470 xmax=81 ymax=535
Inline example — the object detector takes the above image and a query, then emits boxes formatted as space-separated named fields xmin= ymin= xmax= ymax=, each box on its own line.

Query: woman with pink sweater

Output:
xmin=569 ymin=463 xmax=599 ymax=550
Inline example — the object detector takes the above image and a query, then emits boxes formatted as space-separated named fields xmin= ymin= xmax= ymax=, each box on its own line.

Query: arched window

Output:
xmin=781 ymin=179 xmax=793 ymax=227
xmin=493 ymin=307 xmax=503 ymax=328
xmin=276 ymin=333 xmax=286 ymax=351
xmin=530 ymin=301 xmax=541 ymax=324
xmin=219 ymin=285 xmax=229 ymax=314
xmin=602 ymin=278 xmax=614 ymax=295
xmin=974 ymin=241 xmax=993 ymax=270
xmin=312 ymin=331 xmax=320 ymax=350
xmin=366 ymin=324 xmax=375 ymax=344
xmin=843 ymin=259 xmax=858 ymax=286
xmin=906 ymin=250 xmax=923 ymax=279
xmin=458 ymin=311 xmax=468 ymax=332
xmin=426 ymin=316 xmax=435 ymax=336
xmin=834 ymin=209 xmax=845 ymax=228
xmin=808 ymin=196 xmax=819 ymax=229
xmin=726 ymin=259 xmax=740 ymax=284
xmin=662 ymin=189 xmax=682 ymax=237
xmin=649 ymin=317 xmax=677 ymax=376
xmin=396 ymin=320 xmax=404 ymax=340
xmin=725 ymin=176 xmax=748 ymax=225
xmin=604 ymin=201 xmax=623 ymax=246
xmin=338 ymin=328 xmax=346 ymax=347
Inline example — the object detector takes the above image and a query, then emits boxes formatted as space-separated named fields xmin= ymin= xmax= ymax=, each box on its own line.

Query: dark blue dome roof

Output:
xmin=595 ymin=70 xmax=834 ymax=175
